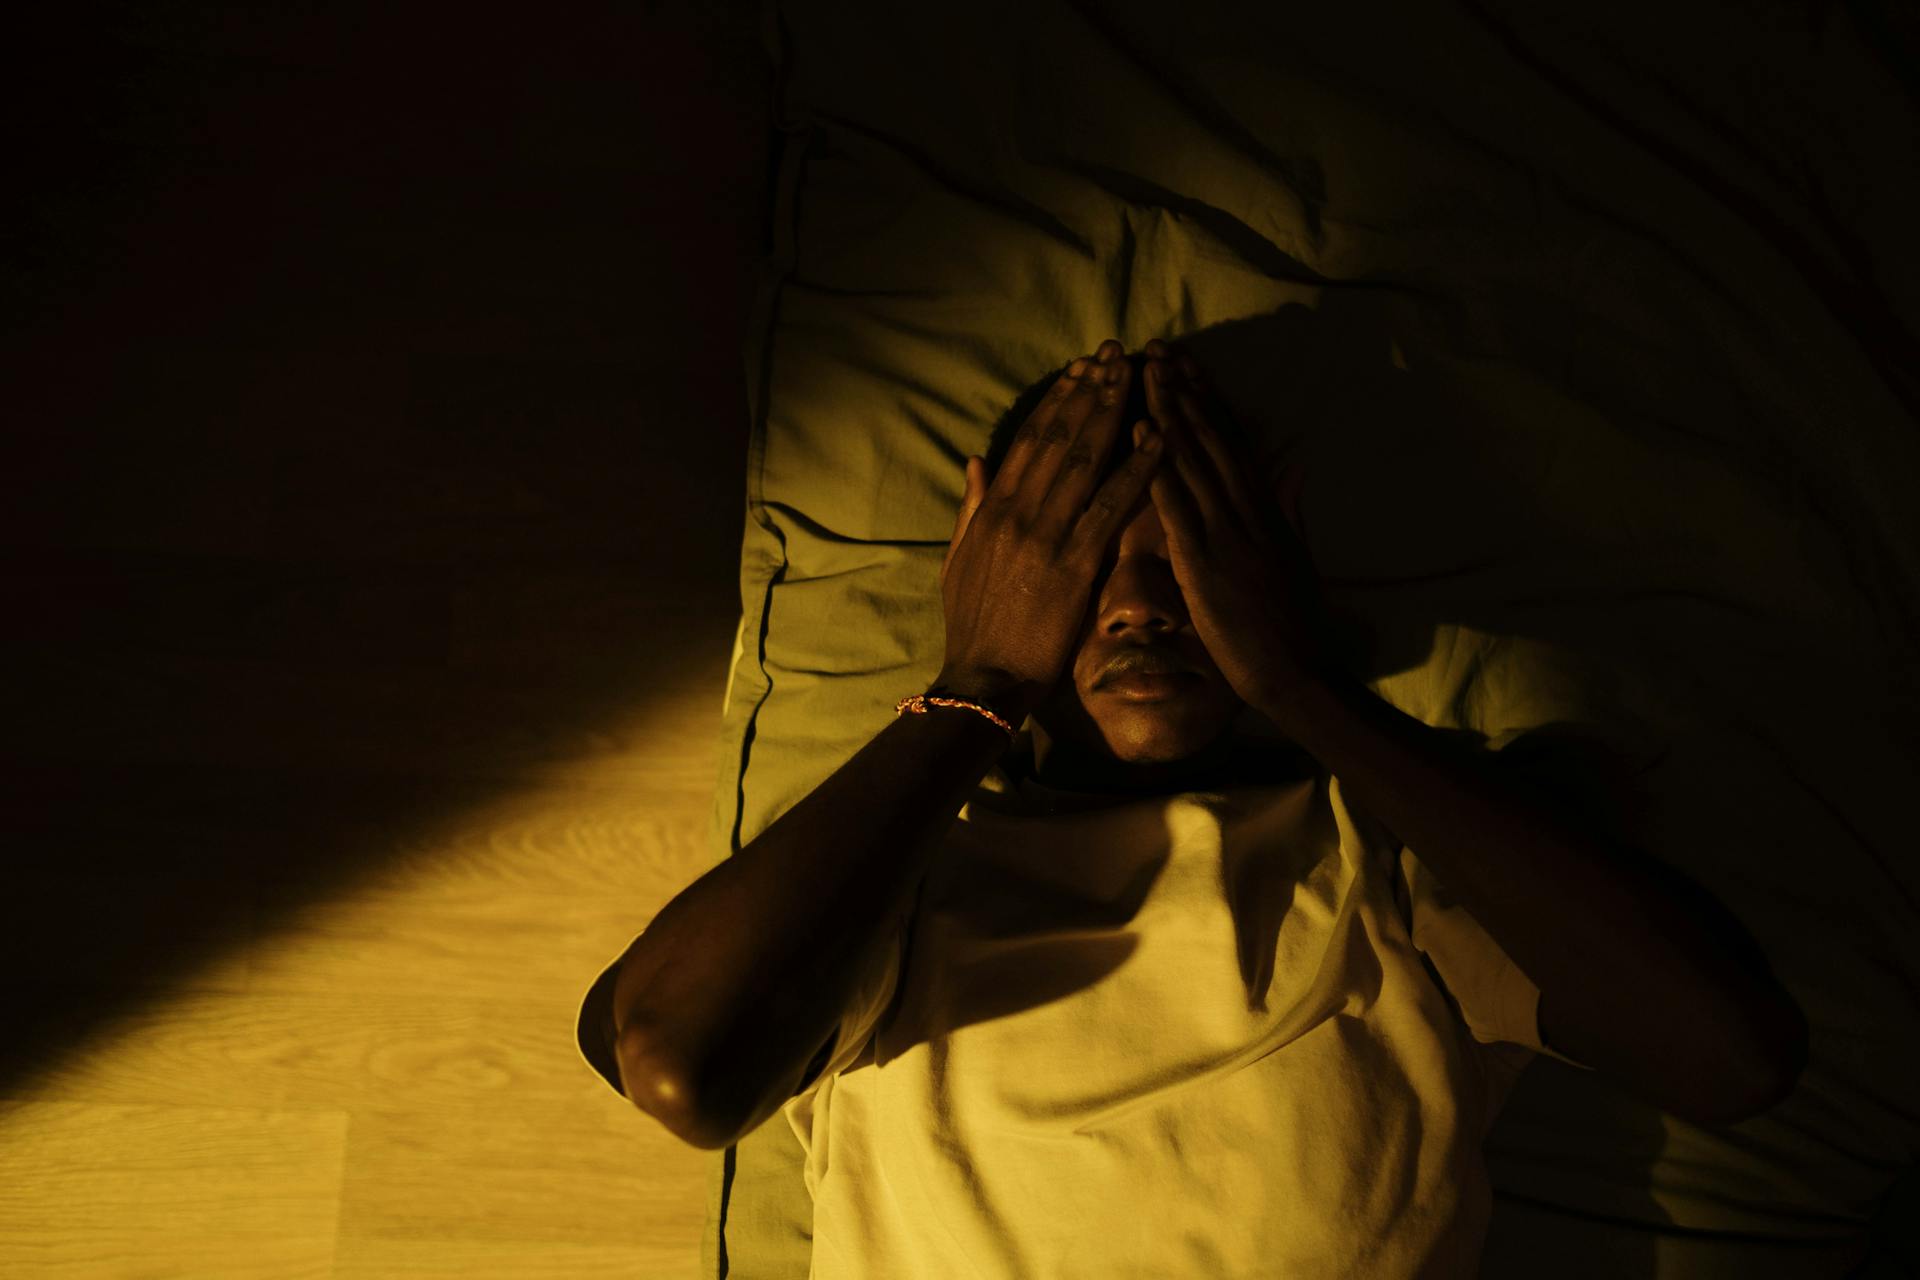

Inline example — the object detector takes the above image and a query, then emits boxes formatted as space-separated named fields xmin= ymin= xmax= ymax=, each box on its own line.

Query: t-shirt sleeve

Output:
xmin=576 ymin=936 xmax=638 ymax=1099
xmin=1396 ymin=846 xmax=1593 ymax=1071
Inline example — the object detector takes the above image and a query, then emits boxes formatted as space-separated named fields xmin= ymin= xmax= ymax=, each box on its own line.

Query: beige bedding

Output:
xmin=694 ymin=1 xmax=1920 ymax=1274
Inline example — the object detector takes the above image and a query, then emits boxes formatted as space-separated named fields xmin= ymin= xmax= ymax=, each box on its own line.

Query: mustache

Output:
xmin=1098 ymin=645 xmax=1197 ymax=683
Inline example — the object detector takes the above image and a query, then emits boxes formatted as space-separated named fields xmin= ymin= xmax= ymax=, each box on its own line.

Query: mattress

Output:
xmin=695 ymin=1 xmax=1920 ymax=1274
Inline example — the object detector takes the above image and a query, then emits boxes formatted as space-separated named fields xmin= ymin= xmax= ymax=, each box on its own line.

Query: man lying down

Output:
xmin=579 ymin=338 xmax=1810 ymax=1278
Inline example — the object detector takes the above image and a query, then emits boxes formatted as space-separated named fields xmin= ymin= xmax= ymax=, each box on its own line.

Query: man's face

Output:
xmin=1032 ymin=467 xmax=1246 ymax=765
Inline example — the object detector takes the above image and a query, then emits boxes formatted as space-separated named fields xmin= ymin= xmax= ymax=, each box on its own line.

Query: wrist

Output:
xmin=930 ymin=666 xmax=1038 ymax=728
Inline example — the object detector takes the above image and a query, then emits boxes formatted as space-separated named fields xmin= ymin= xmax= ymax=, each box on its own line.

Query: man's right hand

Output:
xmin=936 ymin=338 xmax=1166 ymax=719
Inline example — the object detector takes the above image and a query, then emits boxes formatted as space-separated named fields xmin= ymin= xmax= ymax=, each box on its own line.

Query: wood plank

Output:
xmin=334 ymin=1101 xmax=708 ymax=1246
xmin=336 ymin=1237 xmax=702 ymax=1280
xmin=241 ymin=887 xmax=698 ymax=1004
xmin=0 ymin=1100 xmax=347 ymax=1278
xmin=25 ymin=989 xmax=675 ymax=1115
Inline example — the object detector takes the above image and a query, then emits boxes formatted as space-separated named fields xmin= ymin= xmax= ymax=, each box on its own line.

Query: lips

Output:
xmin=1104 ymin=671 xmax=1201 ymax=701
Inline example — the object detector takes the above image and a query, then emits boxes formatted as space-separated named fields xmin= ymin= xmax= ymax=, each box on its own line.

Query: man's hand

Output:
xmin=937 ymin=339 xmax=1166 ymax=719
xmin=1141 ymin=338 xmax=1337 ymax=711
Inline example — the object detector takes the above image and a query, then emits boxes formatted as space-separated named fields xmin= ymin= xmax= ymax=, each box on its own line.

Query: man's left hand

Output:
xmin=1140 ymin=338 xmax=1337 ymax=715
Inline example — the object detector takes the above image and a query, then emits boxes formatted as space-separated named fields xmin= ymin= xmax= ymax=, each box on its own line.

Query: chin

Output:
xmin=1034 ymin=679 xmax=1241 ymax=764
xmin=1094 ymin=702 xmax=1240 ymax=764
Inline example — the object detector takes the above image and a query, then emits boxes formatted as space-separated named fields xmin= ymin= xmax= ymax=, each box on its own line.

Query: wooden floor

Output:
xmin=3 ymin=5 xmax=772 ymax=1275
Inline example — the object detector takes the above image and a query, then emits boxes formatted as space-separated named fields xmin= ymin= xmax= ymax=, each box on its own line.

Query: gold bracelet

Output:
xmin=894 ymin=691 xmax=1017 ymax=741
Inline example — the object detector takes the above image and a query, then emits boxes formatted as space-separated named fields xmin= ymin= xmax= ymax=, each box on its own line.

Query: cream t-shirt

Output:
xmin=577 ymin=759 xmax=1590 ymax=1278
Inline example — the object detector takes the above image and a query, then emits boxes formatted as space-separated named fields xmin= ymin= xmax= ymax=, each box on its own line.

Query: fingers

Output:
xmin=999 ymin=339 xmax=1133 ymax=537
xmin=1036 ymin=343 xmax=1134 ymax=525
xmin=1143 ymin=354 xmax=1232 ymax=537
xmin=1071 ymin=418 xmax=1165 ymax=558
xmin=1145 ymin=429 xmax=1204 ymax=550
xmin=1174 ymin=380 xmax=1257 ymax=520
xmin=1144 ymin=342 xmax=1264 ymax=536
xmin=1183 ymin=385 xmax=1260 ymax=519
xmin=995 ymin=340 xmax=1124 ymax=495
xmin=992 ymin=354 xmax=1092 ymax=495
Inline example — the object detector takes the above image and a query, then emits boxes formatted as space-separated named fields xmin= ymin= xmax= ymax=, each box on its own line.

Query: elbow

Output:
xmin=637 ymin=1097 xmax=740 ymax=1153
xmin=616 ymin=1024 xmax=739 ymax=1151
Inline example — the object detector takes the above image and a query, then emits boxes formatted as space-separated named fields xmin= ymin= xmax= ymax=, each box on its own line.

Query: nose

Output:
xmin=1091 ymin=561 xmax=1201 ymax=684
xmin=1096 ymin=555 xmax=1190 ymax=639
xmin=1102 ymin=599 xmax=1181 ymax=640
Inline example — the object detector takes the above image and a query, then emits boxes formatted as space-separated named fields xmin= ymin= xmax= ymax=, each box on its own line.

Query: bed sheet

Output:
xmin=697 ymin=1 xmax=1920 ymax=1275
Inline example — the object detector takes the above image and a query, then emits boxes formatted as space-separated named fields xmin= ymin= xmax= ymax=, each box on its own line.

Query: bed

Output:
xmin=686 ymin=1 xmax=1920 ymax=1274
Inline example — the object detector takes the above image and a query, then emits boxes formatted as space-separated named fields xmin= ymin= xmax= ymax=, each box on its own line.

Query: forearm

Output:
xmin=614 ymin=669 xmax=1029 ymax=1147
xmin=1263 ymin=671 xmax=1806 ymax=1126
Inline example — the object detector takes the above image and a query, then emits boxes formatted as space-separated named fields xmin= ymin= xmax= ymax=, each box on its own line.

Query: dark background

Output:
xmin=2 ymin=2 xmax=775 ymax=1092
